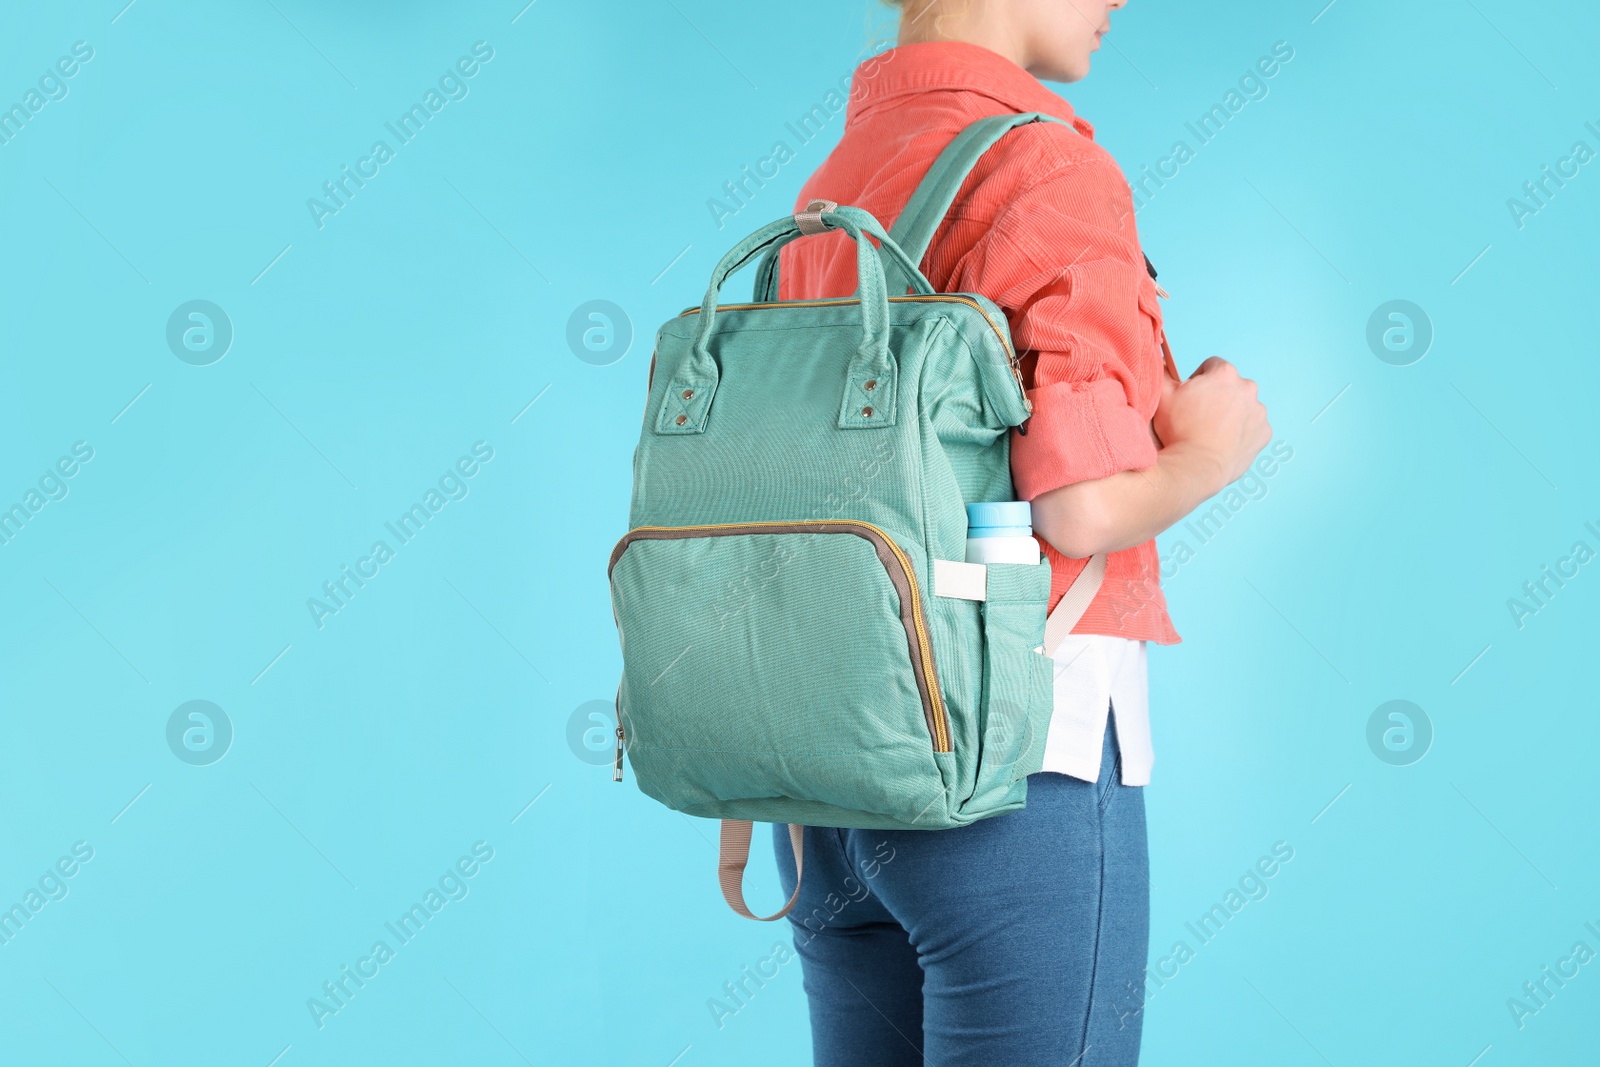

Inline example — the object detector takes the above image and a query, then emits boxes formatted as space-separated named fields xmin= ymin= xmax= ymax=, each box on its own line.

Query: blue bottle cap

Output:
xmin=966 ymin=501 xmax=1032 ymax=528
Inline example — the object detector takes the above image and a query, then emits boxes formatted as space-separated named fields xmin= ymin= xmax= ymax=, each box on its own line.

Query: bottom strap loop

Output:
xmin=718 ymin=821 xmax=805 ymax=921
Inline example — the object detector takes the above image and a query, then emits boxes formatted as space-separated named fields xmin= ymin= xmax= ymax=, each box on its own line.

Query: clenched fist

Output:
xmin=1153 ymin=356 xmax=1273 ymax=492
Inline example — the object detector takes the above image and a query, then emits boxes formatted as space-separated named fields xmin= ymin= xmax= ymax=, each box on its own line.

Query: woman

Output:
xmin=770 ymin=1 xmax=1273 ymax=1064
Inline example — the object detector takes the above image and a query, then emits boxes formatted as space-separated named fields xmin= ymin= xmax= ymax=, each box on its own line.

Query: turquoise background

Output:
xmin=1 ymin=0 xmax=1596 ymax=1063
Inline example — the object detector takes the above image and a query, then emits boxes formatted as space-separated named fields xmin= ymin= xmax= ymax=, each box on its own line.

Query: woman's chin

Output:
xmin=1050 ymin=58 xmax=1093 ymax=84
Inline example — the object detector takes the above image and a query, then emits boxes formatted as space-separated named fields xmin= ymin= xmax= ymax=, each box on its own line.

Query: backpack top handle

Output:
xmin=684 ymin=204 xmax=933 ymax=378
xmin=660 ymin=205 xmax=936 ymax=436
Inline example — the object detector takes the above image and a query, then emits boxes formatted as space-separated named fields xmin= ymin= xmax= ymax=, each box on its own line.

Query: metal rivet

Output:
xmin=682 ymin=388 xmax=694 ymax=399
xmin=861 ymin=405 xmax=874 ymax=418
xmin=864 ymin=379 xmax=877 ymax=391
xmin=675 ymin=414 xmax=687 ymax=426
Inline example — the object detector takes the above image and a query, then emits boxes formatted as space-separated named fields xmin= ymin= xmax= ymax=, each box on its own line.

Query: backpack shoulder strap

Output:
xmin=753 ymin=111 xmax=1075 ymax=303
xmin=885 ymin=111 xmax=1073 ymax=289
xmin=901 ymin=115 xmax=1107 ymax=653
xmin=1041 ymin=552 xmax=1106 ymax=656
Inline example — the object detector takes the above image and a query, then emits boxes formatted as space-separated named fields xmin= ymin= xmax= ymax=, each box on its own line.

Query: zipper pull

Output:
xmin=1154 ymin=280 xmax=1170 ymax=299
xmin=613 ymin=724 xmax=626 ymax=782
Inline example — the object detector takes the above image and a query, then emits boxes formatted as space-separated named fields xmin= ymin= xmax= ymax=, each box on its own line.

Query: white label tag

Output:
xmin=932 ymin=559 xmax=987 ymax=601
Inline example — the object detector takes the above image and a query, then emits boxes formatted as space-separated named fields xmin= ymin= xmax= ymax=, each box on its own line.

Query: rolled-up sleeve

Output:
xmin=956 ymin=153 xmax=1161 ymax=500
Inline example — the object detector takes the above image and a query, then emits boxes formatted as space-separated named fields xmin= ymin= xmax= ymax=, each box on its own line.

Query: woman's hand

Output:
xmin=1152 ymin=357 xmax=1272 ymax=495
xmin=1031 ymin=357 xmax=1272 ymax=559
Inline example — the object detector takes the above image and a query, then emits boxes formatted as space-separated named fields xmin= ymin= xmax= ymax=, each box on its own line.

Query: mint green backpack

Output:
xmin=608 ymin=113 xmax=1106 ymax=919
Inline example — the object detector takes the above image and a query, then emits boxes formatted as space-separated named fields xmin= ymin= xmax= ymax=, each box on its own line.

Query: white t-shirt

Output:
xmin=1040 ymin=634 xmax=1151 ymax=786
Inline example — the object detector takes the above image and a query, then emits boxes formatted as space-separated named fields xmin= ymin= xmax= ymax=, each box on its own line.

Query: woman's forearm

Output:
xmin=1030 ymin=441 xmax=1227 ymax=558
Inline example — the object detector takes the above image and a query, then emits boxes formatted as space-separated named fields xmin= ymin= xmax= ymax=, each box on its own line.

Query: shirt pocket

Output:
xmin=1132 ymin=270 xmax=1173 ymax=445
xmin=1136 ymin=270 xmax=1179 ymax=384
xmin=1135 ymin=270 xmax=1165 ymax=349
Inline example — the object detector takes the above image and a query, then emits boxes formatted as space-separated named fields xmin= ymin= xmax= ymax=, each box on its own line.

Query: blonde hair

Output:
xmin=881 ymin=0 xmax=975 ymax=42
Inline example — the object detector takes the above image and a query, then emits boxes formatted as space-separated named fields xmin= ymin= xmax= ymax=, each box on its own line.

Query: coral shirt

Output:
xmin=778 ymin=39 xmax=1180 ymax=644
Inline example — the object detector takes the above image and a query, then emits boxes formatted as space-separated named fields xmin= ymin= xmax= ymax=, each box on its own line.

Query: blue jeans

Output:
xmin=773 ymin=720 xmax=1149 ymax=1066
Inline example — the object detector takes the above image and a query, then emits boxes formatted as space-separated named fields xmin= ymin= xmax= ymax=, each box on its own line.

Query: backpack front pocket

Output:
xmin=608 ymin=520 xmax=952 ymax=825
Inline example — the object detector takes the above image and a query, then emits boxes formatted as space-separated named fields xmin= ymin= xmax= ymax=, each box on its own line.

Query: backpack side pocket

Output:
xmin=965 ymin=560 xmax=1056 ymax=814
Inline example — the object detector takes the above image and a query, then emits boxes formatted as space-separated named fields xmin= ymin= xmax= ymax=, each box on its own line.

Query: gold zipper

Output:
xmin=609 ymin=519 xmax=951 ymax=752
xmin=675 ymin=295 xmax=1028 ymax=404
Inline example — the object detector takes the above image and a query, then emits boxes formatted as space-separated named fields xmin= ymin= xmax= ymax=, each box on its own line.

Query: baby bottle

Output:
xmin=964 ymin=501 xmax=1040 ymax=565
